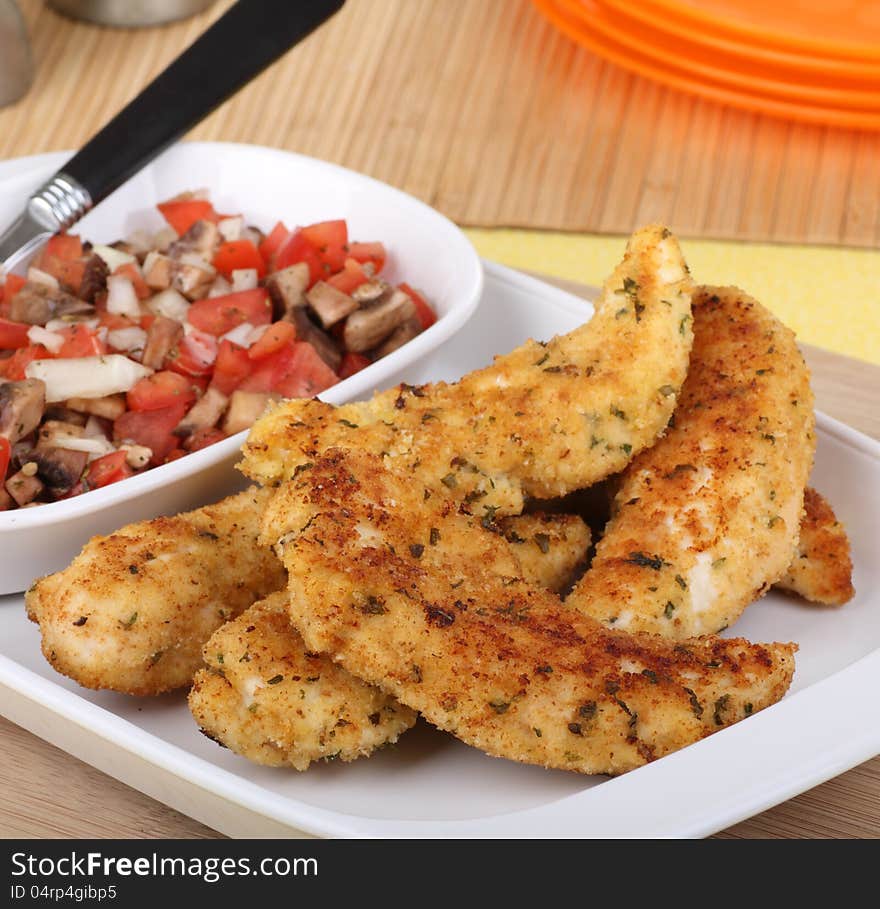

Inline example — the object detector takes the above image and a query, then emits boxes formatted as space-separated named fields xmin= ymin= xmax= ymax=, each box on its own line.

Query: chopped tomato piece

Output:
xmin=0 ymin=436 xmax=10 ymax=482
xmin=338 ymin=351 xmax=371 ymax=380
xmin=399 ymin=282 xmax=437 ymax=330
xmin=273 ymin=341 xmax=339 ymax=399
xmin=164 ymin=448 xmax=187 ymax=463
xmin=2 ymin=344 xmax=52 ymax=381
xmin=187 ymin=289 xmax=272 ymax=336
xmin=247 ymin=321 xmax=296 ymax=360
xmin=2 ymin=274 xmax=26 ymax=315
xmin=259 ymin=221 xmax=290 ymax=267
xmin=99 ymin=312 xmax=140 ymax=332
xmin=57 ymin=324 xmax=107 ymax=358
xmin=113 ymin=402 xmax=188 ymax=465
xmin=86 ymin=450 xmax=133 ymax=489
xmin=45 ymin=233 xmax=83 ymax=262
xmin=157 ymin=199 xmax=217 ymax=235
xmin=213 ymin=240 xmax=266 ymax=280
xmin=165 ymin=329 xmax=218 ymax=377
xmin=114 ymin=262 xmax=151 ymax=300
xmin=210 ymin=339 xmax=252 ymax=395
xmin=301 ymin=220 xmax=348 ymax=274
xmin=127 ymin=370 xmax=198 ymax=412
xmin=0 ymin=318 xmax=30 ymax=350
xmin=275 ymin=229 xmax=323 ymax=285
xmin=184 ymin=427 xmax=226 ymax=452
xmin=327 ymin=257 xmax=369 ymax=295
xmin=347 ymin=241 xmax=386 ymax=273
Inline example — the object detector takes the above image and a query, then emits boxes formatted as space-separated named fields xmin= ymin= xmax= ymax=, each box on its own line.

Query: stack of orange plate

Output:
xmin=533 ymin=0 xmax=880 ymax=129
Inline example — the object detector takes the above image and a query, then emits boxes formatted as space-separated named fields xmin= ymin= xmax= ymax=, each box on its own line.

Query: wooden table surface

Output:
xmin=1 ymin=273 xmax=878 ymax=840
xmin=3 ymin=0 xmax=880 ymax=245
xmin=1 ymin=0 xmax=878 ymax=839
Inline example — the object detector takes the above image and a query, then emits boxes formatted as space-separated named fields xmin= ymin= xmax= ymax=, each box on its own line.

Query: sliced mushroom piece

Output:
xmin=174 ymin=386 xmax=229 ymax=437
xmin=29 ymin=446 xmax=88 ymax=493
xmin=221 ymin=390 xmax=277 ymax=436
xmin=43 ymin=404 xmax=88 ymax=427
xmin=306 ymin=281 xmax=359 ymax=329
xmin=5 ymin=468 xmax=44 ymax=506
xmin=171 ymin=260 xmax=215 ymax=300
xmin=65 ymin=394 xmax=127 ymax=421
xmin=266 ymin=263 xmax=310 ymax=318
xmin=285 ymin=307 xmax=342 ymax=372
xmin=371 ymin=315 xmax=422 ymax=358
xmin=169 ymin=219 xmax=219 ymax=260
xmin=143 ymin=252 xmax=173 ymax=291
xmin=9 ymin=283 xmax=60 ymax=325
xmin=37 ymin=419 xmax=86 ymax=447
xmin=0 ymin=379 xmax=46 ymax=444
xmin=0 ymin=486 xmax=13 ymax=511
xmin=352 ymin=279 xmax=391 ymax=305
xmin=343 ymin=289 xmax=416 ymax=353
xmin=141 ymin=316 xmax=183 ymax=370
xmin=78 ymin=254 xmax=109 ymax=303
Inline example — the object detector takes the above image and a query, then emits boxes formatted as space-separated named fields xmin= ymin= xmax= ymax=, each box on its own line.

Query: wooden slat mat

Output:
xmin=2 ymin=0 xmax=879 ymax=247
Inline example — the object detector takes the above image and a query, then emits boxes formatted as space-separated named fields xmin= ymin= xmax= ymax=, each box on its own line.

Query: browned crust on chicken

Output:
xmin=263 ymin=449 xmax=796 ymax=777
xmin=189 ymin=592 xmax=417 ymax=769
xmin=241 ymin=225 xmax=694 ymax=513
xmin=567 ymin=286 xmax=815 ymax=638
xmin=775 ymin=487 xmax=854 ymax=606
xmin=26 ymin=488 xmax=285 ymax=695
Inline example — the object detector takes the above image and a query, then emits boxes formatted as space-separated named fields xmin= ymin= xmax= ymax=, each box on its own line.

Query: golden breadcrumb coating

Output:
xmin=262 ymin=449 xmax=796 ymax=777
xmin=241 ymin=225 xmax=694 ymax=513
xmin=776 ymin=487 xmax=855 ymax=606
xmin=188 ymin=515 xmax=587 ymax=768
xmin=567 ymin=287 xmax=815 ymax=638
xmin=26 ymin=488 xmax=285 ymax=695
xmin=189 ymin=593 xmax=417 ymax=769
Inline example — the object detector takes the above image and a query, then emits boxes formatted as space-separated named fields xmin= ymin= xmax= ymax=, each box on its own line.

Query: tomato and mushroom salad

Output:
xmin=0 ymin=191 xmax=437 ymax=510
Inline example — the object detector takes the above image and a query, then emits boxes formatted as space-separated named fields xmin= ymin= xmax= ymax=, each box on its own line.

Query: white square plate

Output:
xmin=0 ymin=262 xmax=877 ymax=838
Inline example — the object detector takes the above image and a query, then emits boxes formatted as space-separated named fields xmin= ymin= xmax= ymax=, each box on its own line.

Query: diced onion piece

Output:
xmin=83 ymin=416 xmax=108 ymax=439
xmin=27 ymin=267 xmax=59 ymax=289
xmin=52 ymin=435 xmax=116 ymax=460
xmin=147 ymin=288 xmax=190 ymax=322
xmin=231 ymin=268 xmax=258 ymax=292
xmin=190 ymin=188 xmax=211 ymax=201
xmin=45 ymin=317 xmax=99 ymax=333
xmin=107 ymin=326 xmax=147 ymax=353
xmin=153 ymin=226 xmax=178 ymax=250
xmin=25 ymin=355 xmax=153 ymax=403
xmin=219 ymin=322 xmax=256 ymax=348
xmin=248 ymin=323 xmax=271 ymax=346
xmin=142 ymin=250 xmax=161 ymax=278
xmin=92 ymin=244 xmax=136 ymax=273
xmin=26 ymin=325 xmax=65 ymax=354
xmin=207 ymin=276 xmax=233 ymax=298
xmin=106 ymin=275 xmax=141 ymax=318
xmin=218 ymin=216 xmax=243 ymax=242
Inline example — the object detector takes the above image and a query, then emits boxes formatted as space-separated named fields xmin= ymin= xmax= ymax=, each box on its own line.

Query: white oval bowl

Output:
xmin=0 ymin=143 xmax=483 ymax=593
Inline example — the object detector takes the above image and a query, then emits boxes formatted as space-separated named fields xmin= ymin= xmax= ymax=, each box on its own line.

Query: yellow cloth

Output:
xmin=465 ymin=229 xmax=880 ymax=365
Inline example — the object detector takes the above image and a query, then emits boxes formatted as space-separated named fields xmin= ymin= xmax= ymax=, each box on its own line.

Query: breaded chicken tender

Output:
xmin=567 ymin=287 xmax=815 ymax=638
xmin=261 ymin=449 xmax=796 ymax=776
xmin=26 ymin=488 xmax=285 ymax=695
xmin=189 ymin=593 xmax=417 ymax=769
xmin=189 ymin=514 xmax=589 ymax=767
xmin=241 ymin=225 xmax=694 ymax=513
xmin=776 ymin=487 xmax=854 ymax=605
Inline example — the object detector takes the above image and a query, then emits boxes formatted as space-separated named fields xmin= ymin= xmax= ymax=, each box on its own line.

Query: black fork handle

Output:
xmin=59 ymin=0 xmax=345 ymax=205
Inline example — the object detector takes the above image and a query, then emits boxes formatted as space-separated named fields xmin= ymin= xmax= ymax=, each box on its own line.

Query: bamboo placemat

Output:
xmin=2 ymin=0 xmax=878 ymax=247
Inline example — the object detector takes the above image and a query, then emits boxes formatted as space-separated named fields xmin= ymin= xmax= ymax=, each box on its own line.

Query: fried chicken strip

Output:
xmin=567 ymin=287 xmax=815 ymax=638
xmin=26 ymin=488 xmax=285 ymax=696
xmin=262 ymin=449 xmax=796 ymax=776
xmin=189 ymin=513 xmax=589 ymax=767
xmin=189 ymin=593 xmax=418 ymax=769
xmin=776 ymin=487 xmax=854 ymax=605
xmin=242 ymin=225 xmax=694 ymax=513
